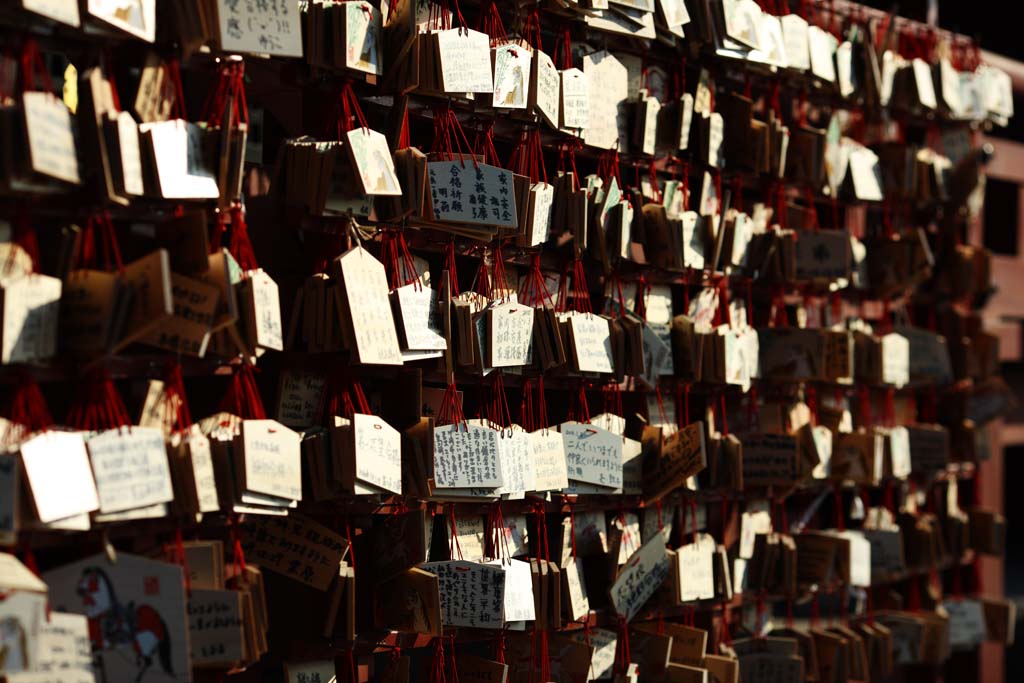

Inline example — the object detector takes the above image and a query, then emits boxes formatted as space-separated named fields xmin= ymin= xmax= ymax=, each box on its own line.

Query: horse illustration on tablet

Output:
xmin=77 ymin=566 xmax=173 ymax=682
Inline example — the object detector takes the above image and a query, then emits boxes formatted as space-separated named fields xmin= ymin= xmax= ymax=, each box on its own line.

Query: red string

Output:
xmin=553 ymin=23 xmax=573 ymax=71
xmin=473 ymin=247 xmax=493 ymax=300
xmin=770 ymin=285 xmax=789 ymax=327
xmin=509 ymin=128 xmax=547 ymax=185
xmin=653 ymin=387 xmax=670 ymax=427
xmin=225 ymin=203 xmax=259 ymax=273
xmin=166 ymin=59 xmax=187 ymax=120
xmin=614 ymin=616 xmax=632 ymax=675
xmin=518 ymin=253 xmax=555 ymax=309
xmin=746 ymin=385 xmax=760 ymax=432
xmin=491 ymin=242 xmax=510 ymax=302
xmin=558 ymin=140 xmax=582 ymax=191
xmin=603 ymin=382 xmax=624 ymax=422
xmin=173 ymin=528 xmax=193 ymax=596
xmin=494 ymin=628 xmax=508 ymax=664
xmin=381 ymin=228 xmax=421 ymax=290
xmin=431 ymin=107 xmax=477 ymax=167
xmin=75 ymin=212 xmax=124 ymax=274
xmin=719 ymin=602 xmax=734 ymax=649
xmin=443 ymin=240 xmax=460 ymax=297
xmin=65 ymin=369 xmax=131 ymax=431
xmin=101 ymin=50 xmax=122 ymax=112
xmin=635 ymin=275 xmax=651 ymax=323
xmin=711 ymin=169 xmax=723 ymax=215
xmin=717 ymin=279 xmax=732 ymax=327
xmin=219 ymin=364 xmax=267 ymax=420
xmin=437 ymin=381 xmax=467 ymax=429
xmin=568 ymin=382 xmax=591 ymax=423
xmin=430 ymin=637 xmax=447 ymax=683
xmin=473 ymin=119 xmax=503 ymax=168
xmin=598 ymin=149 xmax=621 ymax=187
xmin=532 ymin=503 xmax=550 ymax=562
xmin=20 ymin=545 xmax=40 ymax=578
xmin=200 ymin=60 xmax=249 ymax=130
xmin=320 ymin=371 xmax=372 ymax=421
xmin=230 ymin=515 xmax=248 ymax=581
xmin=645 ymin=161 xmax=662 ymax=203
xmin=163 ymin=360 xmax=194 ymax=433
xmin=448 ymin=505 xmax=464 ymax=560
xmin=521 ymin=7 xmax=543 ymax=51
xmin=806 ymin=386 xmax=819 ymax=426
xmin=680 ymin=161 xmax=691 ymax=211
xmin=908 ymin=575 xmax=922 ymax=611
xmin=883 ymin=481 xmax=897 ymax=515
xmin=5 ymin=372 xmax=53 ymax=441
xmin=571 ymin=255 xmax=591 ymax=314
xmin=398 ymin=105 xmax=411 ymax=149
xmin=428 ymin=0 xmax=450 ymax=30
xmin=732 ymin=176 xmax=744 ymax=212
xmin=484 ymin=372 xmax=513 ymax=430
xmin=477 ymin=1 xmax=508 ymax=45
xmin=18 ymin=38 xmax=54 ymax=94
xmin=332 ymin=79 xmax=369 ymax=137
xmin=568 ymin=502 xmax=578 ymax=558
xmin=858 ymin=386 xmax=872 ymax=426
xmin=11 ymin=209 xmax=40 ymax=273
xmin=345 ymin=516 xmax=357 ymax=571
xmin=804 ymin=187 xmax=820 ymax=231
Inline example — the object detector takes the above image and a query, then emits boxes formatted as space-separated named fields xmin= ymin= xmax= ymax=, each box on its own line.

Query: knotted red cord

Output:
xmin=219 ymin=364 xmax=267 ymax=419
xmin=162 ymin=360 xmax=194 ymax=434
xmin=553 ymin=23 xmax=573 ymax=70
xmin=380 ymin=228 xmax=421 ymax=290
xmin=509 ymin=128 xmax=547 ymax=186
xmin=170 ymin=528 xmax=193 ymax=596
xmin=18 ymin=38 xmax=54 ymax=94
xmin=521 ymin=7 xmax=543 ymax=51
xmin=200 ymin=60 xmax=249 ymax=130
xmin=674 ymin=382 xmax=691 ymax=427
xmin=567 ymin=381 xmax=591 ymax=423
xmin=65 ymin=369 xmax=131 ymax=431
xmin=448 ymin=505 xmax=464 ymax=561
xmin=598 ymin=149 xmax=621 ymax=187
xmin=472 ymin=245 xmax=493 ymax=299
xmin=614 ymin=616 xmax=632 ymax=676
xmin=472 ymin=119 xmax=502 ymax=167
xmin=431 ymin=107 xmax=477 ymax=167
xmin=488 ymin=501 xmax=512 ymax=562
xmin=571 ymin=255 xmax=592 ymax=313
xmin=491 ymin=242 xmax=510 ymax=302
xmin=518 ymin=253 xmax=555 ymax=309
xmin=11 ymin=209 xmax=39 ymax=273
xmin=229 ymin=514 xmax=248 ymax=583
xmin=436 ymin=381 xmax=467 ymax=429
xmin=74 ymin=211 xmax=124 ymax=274
xmin=477 ymin=1 xmax=507 ymax=46
xmin=443 ymin=240 xmax=461 ymax=297
xmin=4 ymin=372 xmax=53 ymax=443
xmin=319 ymin=370 xmax=372 ymax=421
xmin=224 ymin=203 xmax=259 ymax=273
xmin=833 ymin=483 xmax=845 ymax=532
xmin=327 ymin=79 xmax=369 ymax=138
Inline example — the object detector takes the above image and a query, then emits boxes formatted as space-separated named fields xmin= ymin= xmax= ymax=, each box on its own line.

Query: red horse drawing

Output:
xmin=77 ymin=567 xmax=173 ymax=682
